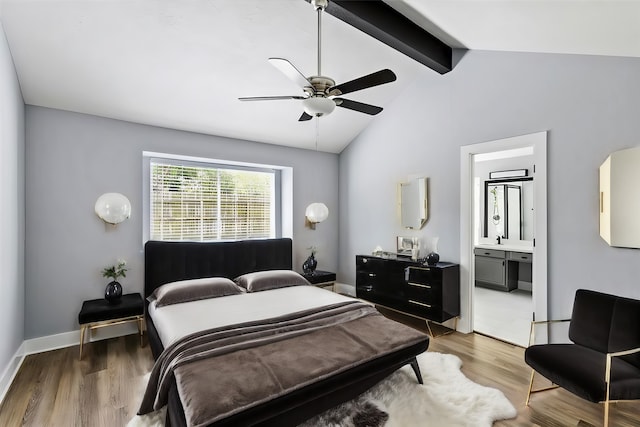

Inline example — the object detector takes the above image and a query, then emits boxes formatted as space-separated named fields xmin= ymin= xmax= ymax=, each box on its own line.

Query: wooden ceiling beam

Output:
xmin=306 ymin=0 xmax=452 ymax=74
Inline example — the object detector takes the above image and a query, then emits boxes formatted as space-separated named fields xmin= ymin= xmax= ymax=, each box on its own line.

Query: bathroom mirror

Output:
xmin=399 ymin=177 xmax=428 ymax=229
xmin=484 ymin=177 xmax=533 ymax=241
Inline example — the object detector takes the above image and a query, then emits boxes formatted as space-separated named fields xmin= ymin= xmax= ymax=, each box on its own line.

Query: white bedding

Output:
xmin=148 ymin=285 xmax=357 ymax=347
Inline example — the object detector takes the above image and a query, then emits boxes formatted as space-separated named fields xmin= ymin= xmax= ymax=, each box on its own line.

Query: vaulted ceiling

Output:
xmin=2 ymin=0 xmax=640 ymax=153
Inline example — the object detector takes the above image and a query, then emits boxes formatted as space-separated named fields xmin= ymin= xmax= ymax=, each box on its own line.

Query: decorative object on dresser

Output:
xmin=356 ymin=254 xmax=460 ymax=337
xmin=396 ymin=236 xmax=419 ymax=257
xmin=425 ymin=252 xmax=440 ymax=266
xmin=101 ymin=259 xmax=127 ymax=303
xmin=424 ymin=236 xmax=440 ymax=265
xmin=78 ymin=293 xmax=144 ymax=360
xmin=94 ymin=192 xmax=132 ymax=225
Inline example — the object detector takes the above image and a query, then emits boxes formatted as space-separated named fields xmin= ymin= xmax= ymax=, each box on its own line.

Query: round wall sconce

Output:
xmin=95 ymin=193 xmax=131 ymax=225
xmin=305 ymin=202 xmax=329 ymax=230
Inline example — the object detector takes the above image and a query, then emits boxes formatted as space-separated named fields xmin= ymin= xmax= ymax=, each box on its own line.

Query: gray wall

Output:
xmin=25 ymin=107 xmax=339 ymax=338
xmin=0 ymin=21 xmax=25 ymax=382
xmin=339 ymin=49 xmax=640 ymax=319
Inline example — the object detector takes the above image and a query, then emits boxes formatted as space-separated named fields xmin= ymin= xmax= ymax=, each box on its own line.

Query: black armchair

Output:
xmin=524 ymin=289 xmax=640 ymax=427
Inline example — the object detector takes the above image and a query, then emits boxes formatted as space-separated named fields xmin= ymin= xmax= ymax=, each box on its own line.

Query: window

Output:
xmin=147 ymin=156 xmax=280 ymax=241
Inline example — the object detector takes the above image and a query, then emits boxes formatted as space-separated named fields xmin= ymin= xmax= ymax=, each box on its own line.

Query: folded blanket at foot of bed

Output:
xmin=139 ymin=301 xmax=429 ymax=427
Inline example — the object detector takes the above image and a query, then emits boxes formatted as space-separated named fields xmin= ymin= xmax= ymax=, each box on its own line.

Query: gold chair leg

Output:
xmin=526 ymin=369 xmax=535 ymax=406
xmin=604 ymin=399 xmax=609 ymax=427
xmin=79 ymin=325 xmax=86 ymax=360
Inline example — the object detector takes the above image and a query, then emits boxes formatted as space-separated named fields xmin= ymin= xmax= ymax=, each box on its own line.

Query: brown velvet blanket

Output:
xmin=139 ymin=300 xmax=428 ymax=427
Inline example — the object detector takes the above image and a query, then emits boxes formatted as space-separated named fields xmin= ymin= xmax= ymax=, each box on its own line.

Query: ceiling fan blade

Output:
xmin=238 ymin=95 xmax=306 ymax=101
xmin=329 ymin=69 xmax=396 ymax=96
xmin=298 ymin=112 xmax=313 ymax=121
xmin=268 ymin=57 xmax=312 ymax=89
xmin=334 ymin=98 xmax=383 ymax=115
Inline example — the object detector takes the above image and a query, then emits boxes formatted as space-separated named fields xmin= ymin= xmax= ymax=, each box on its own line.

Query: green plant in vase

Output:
xmin=102 ymin=260 xmax=127 ymax=304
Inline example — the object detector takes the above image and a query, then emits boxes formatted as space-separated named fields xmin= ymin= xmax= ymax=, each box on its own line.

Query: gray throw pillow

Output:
xmin=149 ymin=277 xmax=245 ymax=307
xmin=234 ymin=270 xmax=310 ymax=292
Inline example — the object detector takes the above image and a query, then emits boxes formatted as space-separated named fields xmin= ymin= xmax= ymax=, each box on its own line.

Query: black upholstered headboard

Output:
xmin=144 ymin=238 xmax=293 ymax=297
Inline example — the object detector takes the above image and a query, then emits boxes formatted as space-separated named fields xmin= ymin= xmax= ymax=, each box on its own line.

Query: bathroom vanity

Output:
xmin=474 ymin=245 xmax=532 ymax=292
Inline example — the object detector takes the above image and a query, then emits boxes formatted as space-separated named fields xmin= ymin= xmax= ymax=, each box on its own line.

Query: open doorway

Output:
xmin=459 ymin=132 xmax=547 ymax=345
xmin=472 ymin=148 xmax=534 ymax=346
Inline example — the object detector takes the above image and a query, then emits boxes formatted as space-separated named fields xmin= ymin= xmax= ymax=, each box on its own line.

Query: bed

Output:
xmin=140 ymin=238 xmax=430 ymax=427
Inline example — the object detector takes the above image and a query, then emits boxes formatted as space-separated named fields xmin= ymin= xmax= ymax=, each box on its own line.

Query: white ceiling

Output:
xmin=2 ymin=1 xmax=640 ymax=153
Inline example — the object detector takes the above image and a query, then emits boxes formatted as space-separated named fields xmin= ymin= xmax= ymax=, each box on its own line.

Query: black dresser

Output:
xmin=356 ymin=255 xmax=460 ymax=324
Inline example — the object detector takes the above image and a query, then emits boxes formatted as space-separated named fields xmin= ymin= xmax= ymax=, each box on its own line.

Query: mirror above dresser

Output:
xmin=399 ymin=177 xmax=428 ymax=229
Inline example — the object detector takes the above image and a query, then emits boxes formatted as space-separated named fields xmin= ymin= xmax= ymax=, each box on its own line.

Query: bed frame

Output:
xmin=144 ymin=238 xmax=429 ymax=427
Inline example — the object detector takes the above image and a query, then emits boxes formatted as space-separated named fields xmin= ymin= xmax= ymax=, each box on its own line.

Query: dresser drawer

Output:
xmin=407 ymin=266 xmax=442 ymax=284
xmin=356 ymin=256 xmax=387 ymax=272
xmin=404 ymin=299 xmax=443 ymax=321
xmin=508 ymin=251 xmax=532 ymax=263
xmin=473 ymin=248 xmax=505 ymax=258
xmin=406 ymin=280 xmax=442 ymax=303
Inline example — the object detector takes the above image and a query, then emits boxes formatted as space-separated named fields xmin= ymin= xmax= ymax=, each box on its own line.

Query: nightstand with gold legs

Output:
xmin=78 ymin=293 xmax=145 ymax=360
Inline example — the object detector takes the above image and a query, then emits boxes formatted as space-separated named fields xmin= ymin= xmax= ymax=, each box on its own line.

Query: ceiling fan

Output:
xmin=238 ymin=0 xmax=397 ymax=121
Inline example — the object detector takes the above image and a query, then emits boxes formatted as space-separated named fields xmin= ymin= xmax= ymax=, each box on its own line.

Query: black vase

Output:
xmin=425 ymin=252 xmax=440 ymax=266
xmin=302 ymin=254 xmax=318 ymax=275
xmin=105 ymin=281 xmax=123 ymax=304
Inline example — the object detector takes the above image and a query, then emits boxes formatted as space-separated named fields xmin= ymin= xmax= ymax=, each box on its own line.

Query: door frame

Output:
xmin=458 ymin=131 xmax=548 ymax=334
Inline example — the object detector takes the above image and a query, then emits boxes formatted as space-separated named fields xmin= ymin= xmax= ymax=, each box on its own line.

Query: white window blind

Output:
xmin=150 ymin=160 xmax=276 ymax=241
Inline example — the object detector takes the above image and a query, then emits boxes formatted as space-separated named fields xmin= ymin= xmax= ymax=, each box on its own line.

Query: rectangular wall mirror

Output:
xmin=600 ymin=146 xmax=640 ymax=248
xmin=400 ymin=177 xmax=428 ymax=229
xmin=484 ymin=177 xmax=533 ymax=241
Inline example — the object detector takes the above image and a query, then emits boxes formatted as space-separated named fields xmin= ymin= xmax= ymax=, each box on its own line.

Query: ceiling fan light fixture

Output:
xmin=303 ymin=96 xmax=335 ymax=117
xmin=311 ymin=0 xmax=328 ymax=11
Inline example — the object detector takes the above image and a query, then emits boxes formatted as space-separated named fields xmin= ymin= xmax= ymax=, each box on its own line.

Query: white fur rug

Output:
xmin=128 ymin=352 xmax=516 ymax=427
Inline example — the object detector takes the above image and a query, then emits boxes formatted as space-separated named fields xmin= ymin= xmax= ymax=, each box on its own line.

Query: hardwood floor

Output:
xmin=1 ymin=322 xmax=639 ymax=426
xmin=0 ymin=335 xmax=154 ymax=427
xmin=391 ymin=310 xmax=640 ymax=427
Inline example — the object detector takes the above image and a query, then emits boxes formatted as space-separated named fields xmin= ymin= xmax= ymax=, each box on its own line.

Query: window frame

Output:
xmin=143 ymin=152 xmax=283 ymax=243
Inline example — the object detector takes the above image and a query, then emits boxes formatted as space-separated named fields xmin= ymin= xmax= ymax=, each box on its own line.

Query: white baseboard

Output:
xmin=23 ymin=330 xmax=80 ymax=355
xmin=23 ymin=322 xmax=139 ymax=355
xmin=0 ymin=342 xmax=25 ymax=407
